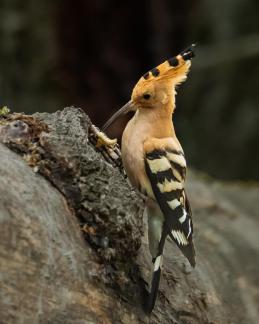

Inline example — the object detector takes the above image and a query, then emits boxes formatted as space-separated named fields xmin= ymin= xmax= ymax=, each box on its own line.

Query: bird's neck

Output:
xmin=134 ymin=103 xmax=176 ymax=138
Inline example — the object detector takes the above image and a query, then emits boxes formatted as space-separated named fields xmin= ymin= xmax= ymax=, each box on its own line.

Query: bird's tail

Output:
xmin=145 ymin=253 xmax=164 ymax=313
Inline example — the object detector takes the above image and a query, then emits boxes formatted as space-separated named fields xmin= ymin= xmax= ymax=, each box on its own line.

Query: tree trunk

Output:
xmin=0 ymin=107 xmax=258 ymax=324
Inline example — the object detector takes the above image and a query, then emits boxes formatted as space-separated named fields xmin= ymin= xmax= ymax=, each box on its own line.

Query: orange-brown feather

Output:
xmin=144 ymin=137 xmax=183 ymax=156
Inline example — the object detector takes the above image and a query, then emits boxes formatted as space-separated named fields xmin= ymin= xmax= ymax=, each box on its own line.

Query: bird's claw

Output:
xmin=90 ymin=125 xmax=117 ymax=149
xmin=89 ymin=124 xmax=123 ymax=170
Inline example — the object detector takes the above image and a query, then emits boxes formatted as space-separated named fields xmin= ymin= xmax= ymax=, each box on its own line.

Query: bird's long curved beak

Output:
xmin=102 ymin=100 xmax=135 ymax=131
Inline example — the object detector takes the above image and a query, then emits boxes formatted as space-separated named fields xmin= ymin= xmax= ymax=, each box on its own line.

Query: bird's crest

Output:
xmin=102 ymin=44 xmax=196 ymax=132
xmin=137 ymin=44 xmax=195 ymax=87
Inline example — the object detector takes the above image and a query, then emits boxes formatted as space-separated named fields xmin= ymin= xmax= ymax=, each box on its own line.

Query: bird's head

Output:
xmin=131 ymin=44 xmax=195 ymax=111
xmin=102 ymin=45 xmax=195 ymax=131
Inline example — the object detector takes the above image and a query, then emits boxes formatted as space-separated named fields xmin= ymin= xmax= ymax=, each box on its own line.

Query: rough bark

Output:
xmin=0 ymin=107 xmax=259 ymax=324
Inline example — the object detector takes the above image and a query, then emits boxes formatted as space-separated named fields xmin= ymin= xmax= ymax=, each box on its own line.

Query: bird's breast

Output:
xmin=121 ymin=117 xmax=154 ymax=198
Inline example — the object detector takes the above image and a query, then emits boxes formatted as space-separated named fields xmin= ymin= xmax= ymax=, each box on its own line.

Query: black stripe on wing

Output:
xmin=145 ymin=148 xmax=195 ymax=267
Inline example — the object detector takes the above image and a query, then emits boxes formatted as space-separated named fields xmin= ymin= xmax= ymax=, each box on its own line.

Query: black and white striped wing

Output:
xmin=145 ymin=148 xmax=196 ymax=267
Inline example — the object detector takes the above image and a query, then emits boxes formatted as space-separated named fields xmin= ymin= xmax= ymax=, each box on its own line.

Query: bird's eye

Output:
xmin=143 ymin=93 xmax=151 ymax=100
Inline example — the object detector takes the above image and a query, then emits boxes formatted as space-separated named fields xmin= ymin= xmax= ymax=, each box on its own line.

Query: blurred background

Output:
xmin=1 ymin=0 xmax=259 ymax=181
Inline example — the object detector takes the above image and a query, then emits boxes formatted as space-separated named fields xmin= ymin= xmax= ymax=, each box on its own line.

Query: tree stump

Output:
xmin=0 ymin=107 xmax=258 ymax=323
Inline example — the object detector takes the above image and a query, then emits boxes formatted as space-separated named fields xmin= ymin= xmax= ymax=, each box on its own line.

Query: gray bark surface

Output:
xmin=0 ymin=107 xmax=258 ymax=324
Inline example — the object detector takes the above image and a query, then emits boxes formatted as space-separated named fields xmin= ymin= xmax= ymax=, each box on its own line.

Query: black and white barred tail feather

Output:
xmin=145 ymin=235 xmax=166 ymax=313
xmin=145 ymin=255 xmax=163 ymax=313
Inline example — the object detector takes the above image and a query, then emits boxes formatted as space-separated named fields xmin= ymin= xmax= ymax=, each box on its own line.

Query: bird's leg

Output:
xmin=90 ymin=124 xmax=117 ymax=148
xmin=89 ymin=124 xmax=122 ymax=169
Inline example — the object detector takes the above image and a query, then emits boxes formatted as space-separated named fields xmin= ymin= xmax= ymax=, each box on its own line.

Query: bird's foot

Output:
xmin=90 ymin=124 xmax=117 ymax=148
xmin=89 ymin=124 xmax=123 ymax=170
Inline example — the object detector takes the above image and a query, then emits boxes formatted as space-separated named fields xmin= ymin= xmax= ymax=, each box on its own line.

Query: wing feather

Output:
xmin=145 ymin=146 xmax=195 ymax=267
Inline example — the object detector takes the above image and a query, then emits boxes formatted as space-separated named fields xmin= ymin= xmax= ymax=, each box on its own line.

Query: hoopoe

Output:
xmin=102 ymin=45 xmax=196 ymax=313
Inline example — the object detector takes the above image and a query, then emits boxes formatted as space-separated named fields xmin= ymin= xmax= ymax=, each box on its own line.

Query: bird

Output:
xmin=102 ymin=45 xmax=196 ymax=313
